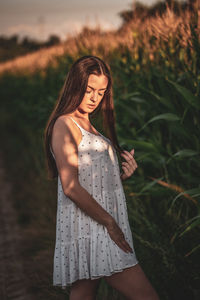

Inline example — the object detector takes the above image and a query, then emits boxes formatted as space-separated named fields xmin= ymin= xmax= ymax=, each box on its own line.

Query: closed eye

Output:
xmin=86 ymin=90 xmax=103 ymax=96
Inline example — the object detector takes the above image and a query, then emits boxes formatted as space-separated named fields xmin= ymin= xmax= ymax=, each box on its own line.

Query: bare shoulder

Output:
xmin=52 ymin=114 xmax=81 ymax=144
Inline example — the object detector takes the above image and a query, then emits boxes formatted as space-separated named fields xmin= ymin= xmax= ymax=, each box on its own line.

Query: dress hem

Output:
xmin=53 ymin=260 xmax=139 ymax=289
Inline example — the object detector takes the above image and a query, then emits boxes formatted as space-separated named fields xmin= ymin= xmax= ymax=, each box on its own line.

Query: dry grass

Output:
xmin=0 ymin=4 xmax=198 ymax=75
xmin=149 ymin=177 xmax=198 ymax=204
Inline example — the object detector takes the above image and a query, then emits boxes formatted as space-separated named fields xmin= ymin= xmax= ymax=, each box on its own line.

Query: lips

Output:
xmin=88 ymin=104 xmax=96 ymax=108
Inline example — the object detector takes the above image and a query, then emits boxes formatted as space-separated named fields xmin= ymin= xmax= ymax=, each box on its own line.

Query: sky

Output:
xmin=0 ymin=0 xmax=183 ymax=42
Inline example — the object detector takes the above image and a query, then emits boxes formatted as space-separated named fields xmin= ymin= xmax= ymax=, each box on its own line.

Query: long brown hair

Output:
xmin=44 ymin=55 xmax=124 ymax=179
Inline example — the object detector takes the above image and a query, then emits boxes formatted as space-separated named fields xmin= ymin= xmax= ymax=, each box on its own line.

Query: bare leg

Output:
xmin=104 ymin=263 xmax=160 ymax=300
xmin=69 ymin=277 xmax=101 ymax=300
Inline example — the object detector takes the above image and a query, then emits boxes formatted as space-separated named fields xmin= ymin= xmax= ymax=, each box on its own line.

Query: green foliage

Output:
xmin=0 ymin=21 xmax=199 ymax=300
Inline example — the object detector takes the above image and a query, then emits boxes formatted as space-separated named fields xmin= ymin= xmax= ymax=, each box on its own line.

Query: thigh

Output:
xmin=70 ymin=277 xmax=101 ymax=300
xmin=104 ymin=263 xmax=160 ymax=300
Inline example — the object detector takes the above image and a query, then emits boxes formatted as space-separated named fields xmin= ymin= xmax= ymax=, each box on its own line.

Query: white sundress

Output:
xmin=52 ymin=116 xmax=139 ymax=288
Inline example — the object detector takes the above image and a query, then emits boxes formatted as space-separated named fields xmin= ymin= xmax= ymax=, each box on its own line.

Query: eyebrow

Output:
xmin=87 ymin=85 xmax=107 ymax=91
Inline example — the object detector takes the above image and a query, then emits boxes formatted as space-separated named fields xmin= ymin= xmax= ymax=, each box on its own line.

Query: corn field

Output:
xmin=0 ymin=2 xmax=199 ymax=299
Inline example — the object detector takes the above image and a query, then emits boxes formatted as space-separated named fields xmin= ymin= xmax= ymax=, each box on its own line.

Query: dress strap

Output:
xmin=69 ymin=116 xmax=102 ymax=137
xmin=69 ymin=116 xmax=84 ymax=132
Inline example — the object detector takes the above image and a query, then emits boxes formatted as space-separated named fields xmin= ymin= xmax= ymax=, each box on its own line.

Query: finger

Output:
xmin=114 ymin=231 xmax=133 ymax=253
xmin=121 ymin=153 xmax=135 ymax=168
xmin=120 ymin=152 xmax=133 ymax=162
xmin=123 ymin=240 xmax=133 ymax=253
xmin=125 ymin=241 xmax=133 ymax=253
xmin=118 ymin=232 xmax=133 ymax=252
xmin=117 ymin=240 xmax=131 ymax=253
xmin=121 ymin=239 xmax=133 ymax=253
xmin=122 ymin=161 xmax=135 ymax=171
xmin=129 ymin=157 xmax=137 ymax=169
xmin=123 ymin=151 xmax=138 ymax=169
xmin=122 ymin=164 xmax=133 ymax=175
xmin=123 ymin=160 xmax=137 ymax=171
xmin=121 ymin=165 xmax=131 ymax=176
xmin=115 ymin=231 xmax=130 ymax=252
xmin=122 ymin=162 xmax=134 ymax=171
xmin=122 ymin=150 xmax=135 ymax=160
xmin=132 ymin=158 xmax=138 ymax=169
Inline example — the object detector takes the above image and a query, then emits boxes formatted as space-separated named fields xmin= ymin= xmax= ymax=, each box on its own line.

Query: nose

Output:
xmin=90 ymin=90 xmax=98 ymax=102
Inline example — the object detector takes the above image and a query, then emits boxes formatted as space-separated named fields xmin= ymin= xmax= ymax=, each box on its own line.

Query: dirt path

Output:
xmin=0 ymin=155 xmax=34 ymax=300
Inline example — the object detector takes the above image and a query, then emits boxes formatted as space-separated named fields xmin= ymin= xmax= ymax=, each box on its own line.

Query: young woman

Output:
xmin=44 ymin=55 xmax=160 ymax=300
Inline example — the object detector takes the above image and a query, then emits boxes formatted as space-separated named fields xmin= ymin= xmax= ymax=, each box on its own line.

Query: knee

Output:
xmin=134 ymin=291 xmax=160 ymax=300
xmin=69 ymin=282 xmax=98 ymax=300
xmin=70 ymin=290 xmax=96 ymax=300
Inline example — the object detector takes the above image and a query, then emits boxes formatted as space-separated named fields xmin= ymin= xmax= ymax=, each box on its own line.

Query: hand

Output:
xmin=120 ymin=148 xmax=138 ymax=181
xmin=106 ymin=219 xmax=133 ymax=253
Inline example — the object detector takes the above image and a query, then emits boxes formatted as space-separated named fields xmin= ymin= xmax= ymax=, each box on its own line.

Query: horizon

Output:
xmin=0 ymin=0 xmax=186 ymax=42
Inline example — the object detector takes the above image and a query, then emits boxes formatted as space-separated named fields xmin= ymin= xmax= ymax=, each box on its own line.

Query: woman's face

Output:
xmin=78 ymin=74 xmax=108 ymax=113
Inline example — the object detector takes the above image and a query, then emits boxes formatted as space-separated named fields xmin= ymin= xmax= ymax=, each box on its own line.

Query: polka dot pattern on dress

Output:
xmin=52 ymin=116 xmax=139 ymax=288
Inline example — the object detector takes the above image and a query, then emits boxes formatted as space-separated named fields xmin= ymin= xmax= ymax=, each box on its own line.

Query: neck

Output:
xmin=70 ymin=108 xmax=90 ymax=121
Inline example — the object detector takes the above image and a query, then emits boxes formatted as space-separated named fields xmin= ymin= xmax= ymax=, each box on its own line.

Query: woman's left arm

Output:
xmin=120 ymin=149 xmax=138 ymax=181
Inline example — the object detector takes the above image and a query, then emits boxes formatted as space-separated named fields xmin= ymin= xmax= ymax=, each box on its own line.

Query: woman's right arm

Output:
xmin=51 ymin=116 xmax=133 ymax=253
